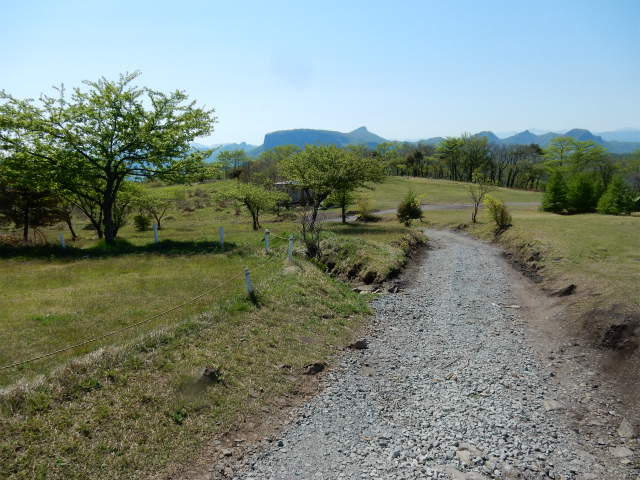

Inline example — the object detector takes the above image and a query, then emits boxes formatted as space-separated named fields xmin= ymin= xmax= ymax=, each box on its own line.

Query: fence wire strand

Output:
xmin=0 ymin=246 xmax=288 ymax=372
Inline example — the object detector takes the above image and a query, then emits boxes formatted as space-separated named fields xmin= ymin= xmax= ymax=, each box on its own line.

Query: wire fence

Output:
xmin=0 ymin=228 xmax=298 ymax=372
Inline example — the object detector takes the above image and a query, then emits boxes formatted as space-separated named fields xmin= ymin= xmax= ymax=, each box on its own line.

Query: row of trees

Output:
xmin=540 ymin=137 xmax=639 ymax=215
xmin=0 ymin=73 xmax=390 ymax=241
xmin=217 ymin=143 xmax=387 ymax=229
xmin=369 ymin=135 xmax=639 ymax=202
xmin=2 ymin=73 xmax=637 ymax=245
xmin=370 ymin=135 xmax=545 ymax=190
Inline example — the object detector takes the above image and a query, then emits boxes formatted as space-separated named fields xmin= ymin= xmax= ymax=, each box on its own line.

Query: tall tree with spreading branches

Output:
xmin=0 ymin=71 xmax=217 ymax=244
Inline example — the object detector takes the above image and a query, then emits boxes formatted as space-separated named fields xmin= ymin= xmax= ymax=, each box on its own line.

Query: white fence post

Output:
xmin=220 ymin=226 xmax=224 ymax=246
xmin=153 ymin=224 xmax=159 ymax=244
xmin=264 ymin=229 xmax=270 ymax=254
xmin=288 ymin=235 xmax=293 ymax=261
xmin=244 ymin=268 xmax=253 ymax=294
xmin=59 ymin=233 xmax=65 ymax=250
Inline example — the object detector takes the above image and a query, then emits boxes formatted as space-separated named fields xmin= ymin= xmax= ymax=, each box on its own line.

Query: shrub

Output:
xmin=483 ymin=195 xmax=512 ymax=231
xmin=356 ymin=194 xmax=377 ymax=222
xmin=300 ymin=206 xmax=322 ymax=259
xmin=133 ymin=215 xmax=151 ymax=231
xmin=396 ymin=189 xmax=423 ymax=226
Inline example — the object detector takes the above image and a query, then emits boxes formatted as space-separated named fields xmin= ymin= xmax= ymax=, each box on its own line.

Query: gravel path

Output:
xmin=227 ymin=230 xmax=638 ymax=480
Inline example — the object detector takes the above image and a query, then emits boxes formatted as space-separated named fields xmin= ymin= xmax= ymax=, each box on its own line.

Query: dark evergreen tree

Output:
xmin=540 ymin=170 xmax=568 ymax=213
xmin=0 ymin=184 xmax=66 ymax=242
xmin=597 ymin=175 xmax=635 ymax=215
xmin=566 ymin=173 xmax=603 ymax=213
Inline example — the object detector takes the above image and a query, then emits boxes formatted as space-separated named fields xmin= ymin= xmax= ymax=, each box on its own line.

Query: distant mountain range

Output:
xmin=416 ymin=128 xmax=640 ymax=154
xmin=191 ymin=142 xmax=259 ymax=161
xmin=192 ymin=127 xmax=640 ymax=158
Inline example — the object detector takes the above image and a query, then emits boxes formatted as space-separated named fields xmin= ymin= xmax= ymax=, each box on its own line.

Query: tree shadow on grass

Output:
xmin=0 ymin=239 xmax=238 ymax=259
xmin=325 ymin=222 xmax=411 ymax=237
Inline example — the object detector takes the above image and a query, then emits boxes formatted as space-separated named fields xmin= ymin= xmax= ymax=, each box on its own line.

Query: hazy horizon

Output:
xmin=2 ymin=0 xmax=639 ymax=145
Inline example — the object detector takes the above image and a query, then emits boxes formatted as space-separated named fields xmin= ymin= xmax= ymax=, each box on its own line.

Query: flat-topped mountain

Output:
xmin=262 ymin=126 xmax=385 ymax=151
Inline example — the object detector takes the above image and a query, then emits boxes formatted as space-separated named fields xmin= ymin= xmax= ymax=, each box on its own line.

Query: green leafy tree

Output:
xmin=134 ymin=188 xmax=172 ymax=229
xmin=355 ymin=194 xmax=376 ymax=222
xmin=467 ymin=171 xmax=496 ymax=223
xmin=0 ymin=71 xmax=216 ymax=244
xmin=194 ymin=162 xmax=224 ymax=182
xmin=567 ymin=139 xmax=607 ymax=172
xmin=460 ymin=134 xmax=491 ymax=182
xmin=436 ymin=136 xmax=463 ymax=181
xmin=373 ymin=141 xmax=406 ymax=175
xmin=540 ymin=170 xmax=568 ymax=213
xmin=281 ymin=143 xmax=386 ymax=223
xmin=258 ymin=144 xmax=301 ymax=165
xmin=218 ymin=180 xmax=289 ymax=230
xmin=542 ymin=136 xmax=578 ymax=171
xmin=0 ymin=183 xmax=66 ymax=242
xmin=0 ymin=153 xmax=68 ymax=241
xmin=252 ymin=144 xmax=301 ymax=184
xmin=597 ymin=175 xmax=635 ymax=215
xmin=326 ymin=189 xmax=358 ymax=223
xmin=111 ymin=181 xmax=145 ymax=233
xmin=625 ymin=148 xmax=640 ymax=195
xmin=543 ymin=136 xmax=609 ymax=175
xmin=217 ymin=149 xmax=249 ymax=176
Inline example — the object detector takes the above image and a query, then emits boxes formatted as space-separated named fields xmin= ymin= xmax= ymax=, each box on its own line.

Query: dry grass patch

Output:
xmin=323 ymin=220 xmax=426 ymax=284
xmin=0 ymin=259 xmax=370 ymax=479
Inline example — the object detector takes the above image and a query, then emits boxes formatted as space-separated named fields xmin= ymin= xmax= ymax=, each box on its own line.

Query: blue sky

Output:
xmin=1 ymin=0 xmax=639 ymax=145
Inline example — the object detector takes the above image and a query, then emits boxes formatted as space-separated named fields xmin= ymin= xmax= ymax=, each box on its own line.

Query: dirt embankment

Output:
xmin=494 ymin=231 xmax=640 ymax=420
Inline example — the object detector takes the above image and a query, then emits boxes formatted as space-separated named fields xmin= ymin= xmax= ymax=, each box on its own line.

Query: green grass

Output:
xmin=0 ymin=260 xmax=373 ymax=479
xmin=0 ymin=246 xmax=274 ymax=385
xmin=0 ymin=180 xmax=427 ymax=479
xmin=362 ymin=176 xmax=542 ymax=210
xmin=503 ymin=211 xmax=640 ymax=311
xmin=324 ymin=220 xmax=424 ymax=283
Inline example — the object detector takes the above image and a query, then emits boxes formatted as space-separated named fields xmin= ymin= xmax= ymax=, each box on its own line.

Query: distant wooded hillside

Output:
xmin=192 ymin=127 xmax=640 ymax=156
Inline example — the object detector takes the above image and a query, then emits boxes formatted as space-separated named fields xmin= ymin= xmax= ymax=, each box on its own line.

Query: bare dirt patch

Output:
xmin=505 ymin=248 xmax=640 ymax=446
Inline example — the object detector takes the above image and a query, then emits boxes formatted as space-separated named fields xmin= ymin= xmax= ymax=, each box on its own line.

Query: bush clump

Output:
xmin=356 ymin=194 xmax=378 ymax=222
xmin=133 ymin=214 xmax=152 ymax=231
xmin=483 ymin=195 xmax=512 ymax=231
xmin=396 ymin=189 xmax=423 ymax=226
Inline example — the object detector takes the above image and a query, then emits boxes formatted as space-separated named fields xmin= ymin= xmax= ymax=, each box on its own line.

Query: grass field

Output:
xmin=361 ymin=176 xmax=543 ymax=211
xmin=1 ymin=176 xmax=638 ymax=479
xmin=0 ymin=181 xmax=425 ymax=479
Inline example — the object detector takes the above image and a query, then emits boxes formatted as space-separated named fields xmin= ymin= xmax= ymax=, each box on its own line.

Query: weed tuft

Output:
xmin=170 ymin=406 xmax=188 ymax=425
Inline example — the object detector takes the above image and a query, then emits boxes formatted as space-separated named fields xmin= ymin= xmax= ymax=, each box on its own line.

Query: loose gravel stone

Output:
xmin=229 ymin=230 xmax=638 ymax=480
